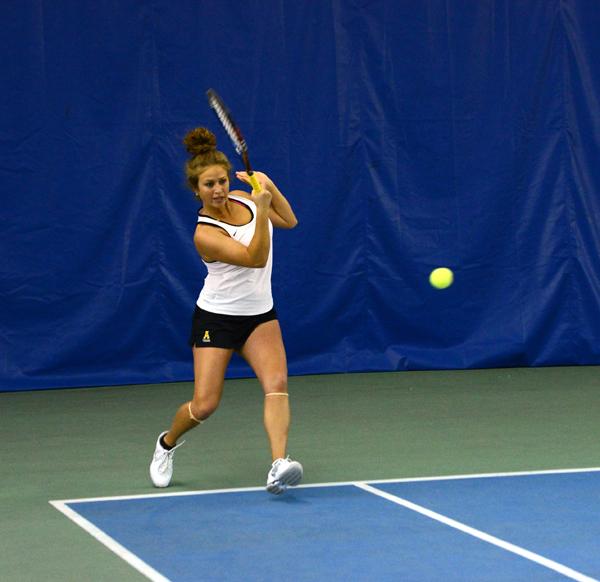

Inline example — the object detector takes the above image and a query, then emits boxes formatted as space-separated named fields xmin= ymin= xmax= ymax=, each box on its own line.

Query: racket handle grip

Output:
xmin=248 ymin=172 xmax=261 ymax=193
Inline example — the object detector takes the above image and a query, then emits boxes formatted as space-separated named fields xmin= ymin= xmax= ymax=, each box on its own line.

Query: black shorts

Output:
xmin=189 ymin=306 xmax=278 ymax=350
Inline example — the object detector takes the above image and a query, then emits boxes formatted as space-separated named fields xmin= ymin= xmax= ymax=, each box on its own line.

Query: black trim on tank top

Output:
xmin=196 ymin=221 xmax=231 ymax=236
xmin=197 ymin=197 xmax=254 ymax=227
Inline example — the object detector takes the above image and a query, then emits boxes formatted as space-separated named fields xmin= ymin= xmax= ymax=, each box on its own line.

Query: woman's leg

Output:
xmin=239 ymin=320 xmax=290 ymax=460
xmin=164 ymin=346 xmax=233 ymax=446
xmin=150 ymin=346 xmax=233 ymax=488
xmin=240 ymin=319 xmax=302 ymax=494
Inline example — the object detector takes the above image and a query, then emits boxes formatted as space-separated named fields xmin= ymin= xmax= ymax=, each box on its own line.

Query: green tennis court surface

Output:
xmin=3 ymin=367 xmax=600 ymax=580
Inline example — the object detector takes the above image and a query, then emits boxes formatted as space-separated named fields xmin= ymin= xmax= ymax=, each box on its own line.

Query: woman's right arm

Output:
xmin=194 ymin=190 xmax=272 ymax=268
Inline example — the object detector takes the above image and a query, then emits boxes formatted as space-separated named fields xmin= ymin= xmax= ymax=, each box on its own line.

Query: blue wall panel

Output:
xmin=1 ymin=1 xmax=599 ymax=390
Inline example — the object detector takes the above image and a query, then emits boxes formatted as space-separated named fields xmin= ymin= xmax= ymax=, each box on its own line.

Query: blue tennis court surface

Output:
xmin=51 ymin=469 xmax=600 ymax=581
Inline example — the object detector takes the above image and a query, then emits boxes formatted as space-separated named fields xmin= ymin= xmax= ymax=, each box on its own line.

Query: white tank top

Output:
xmin=196 ymin=194 xmax=274 ymax=315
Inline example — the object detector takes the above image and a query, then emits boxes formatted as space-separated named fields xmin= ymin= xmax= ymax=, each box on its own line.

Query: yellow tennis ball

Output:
xmin=429 ymin=267 xmax=454 ymax=289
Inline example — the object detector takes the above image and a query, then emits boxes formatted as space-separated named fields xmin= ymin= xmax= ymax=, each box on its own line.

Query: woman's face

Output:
xmin=196 ymin=165 xmax=230 ymax=207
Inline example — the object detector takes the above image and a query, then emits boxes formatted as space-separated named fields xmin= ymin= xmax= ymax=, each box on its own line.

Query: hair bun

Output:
xmin=183 ymin=127 xmax=217 ymax=156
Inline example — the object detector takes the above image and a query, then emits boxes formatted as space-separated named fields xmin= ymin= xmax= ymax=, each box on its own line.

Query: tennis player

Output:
xmin=149 ymin=127 xmax=303 ymax=495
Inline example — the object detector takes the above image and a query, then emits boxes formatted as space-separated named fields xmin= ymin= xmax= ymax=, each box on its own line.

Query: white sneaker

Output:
xmin=149 ymin=432 xmax=184 ymax=488
xmin=266 ymin=457 xmax=303 ymax=495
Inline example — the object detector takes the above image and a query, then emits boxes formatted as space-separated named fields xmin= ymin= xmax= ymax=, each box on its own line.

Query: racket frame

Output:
xmin=206 ymin=89 xmax=261 ymax=193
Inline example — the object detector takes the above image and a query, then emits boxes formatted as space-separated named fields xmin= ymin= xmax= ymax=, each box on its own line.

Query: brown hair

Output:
xmin=183 ymin=127 xmax=232 ymax=192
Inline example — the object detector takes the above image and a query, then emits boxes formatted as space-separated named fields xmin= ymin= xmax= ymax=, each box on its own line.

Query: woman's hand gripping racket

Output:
xmin=206 ymin=88 xmax=262 ymax=194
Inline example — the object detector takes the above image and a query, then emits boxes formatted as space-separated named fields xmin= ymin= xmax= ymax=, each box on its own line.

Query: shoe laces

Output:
xmin=273 ymin=456 xmax=291 ymax=466
xmin=271 ymin=456 xmax=292 ymax=475
xmin=156 ymin=440 xmax=185 ymax=471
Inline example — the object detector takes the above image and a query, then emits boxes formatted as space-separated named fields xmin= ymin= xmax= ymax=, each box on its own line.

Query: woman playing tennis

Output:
xmin=149 ymin=127 xmax=302 ymax=494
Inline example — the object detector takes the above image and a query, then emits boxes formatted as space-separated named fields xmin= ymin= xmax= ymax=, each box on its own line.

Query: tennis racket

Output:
xmin=206 ymin=88 xmax=261 ymax=193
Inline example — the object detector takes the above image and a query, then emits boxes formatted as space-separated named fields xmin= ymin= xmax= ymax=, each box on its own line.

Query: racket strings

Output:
xmin=208 ymin=98 xmax=246 ymax=155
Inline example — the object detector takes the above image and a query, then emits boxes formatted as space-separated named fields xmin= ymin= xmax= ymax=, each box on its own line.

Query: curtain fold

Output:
xmin=1 ymin=0 xmax=599 ymax=391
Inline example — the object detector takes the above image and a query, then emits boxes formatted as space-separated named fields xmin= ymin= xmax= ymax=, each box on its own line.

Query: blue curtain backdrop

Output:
xmin=1 ymin=0 xmax=599 ymax=391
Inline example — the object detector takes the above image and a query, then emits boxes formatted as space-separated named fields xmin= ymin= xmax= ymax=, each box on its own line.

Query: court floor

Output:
xmin=51 ymin=468 xmax=600 ymax=581
xmin=3 ymin=367 xmax=600 ymax=580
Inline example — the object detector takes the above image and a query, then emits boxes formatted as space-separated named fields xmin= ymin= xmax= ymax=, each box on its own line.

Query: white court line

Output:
xmin=50 ymin=466 xmax=600 ymax=505
xmin=49 ymin=500 xmax=170 ymax=582
xmin=365 ymin=466 xmax=600 ymax=485
xmin=354 ymin=482 xmax=598 ymax=582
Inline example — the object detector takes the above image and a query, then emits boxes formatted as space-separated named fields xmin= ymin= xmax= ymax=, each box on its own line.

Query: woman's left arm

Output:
xmin=236 ymin=171 xmax=298 ymax=229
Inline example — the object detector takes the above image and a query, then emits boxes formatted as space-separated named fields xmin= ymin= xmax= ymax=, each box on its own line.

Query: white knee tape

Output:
xmin=188 ymin=402 xmax=203 ymax=423
xmin=265 ymin=392 xmax=289 ymax=397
